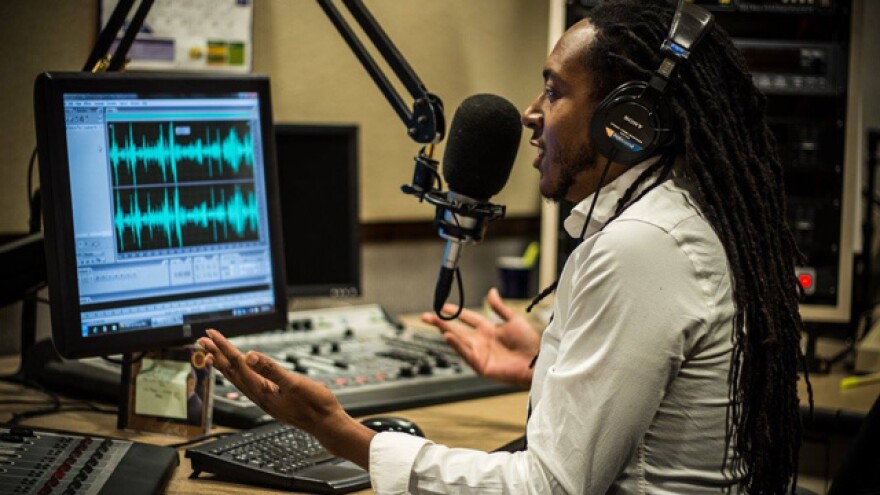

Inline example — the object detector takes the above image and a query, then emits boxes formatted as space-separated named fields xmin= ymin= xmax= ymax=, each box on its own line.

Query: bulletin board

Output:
xmin=99 ymin=0 xmax=253 ymax=72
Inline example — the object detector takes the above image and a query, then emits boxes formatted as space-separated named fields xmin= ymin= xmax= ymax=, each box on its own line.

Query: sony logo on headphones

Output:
xmin=623 ymin=115 xmax=643 ymax=129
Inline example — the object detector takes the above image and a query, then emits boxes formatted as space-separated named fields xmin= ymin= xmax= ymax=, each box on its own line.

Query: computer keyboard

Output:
xmin=185 ymin=421 xmax=370 ymax=494
xmin=33 ymin=304 xmax=518 ymax=429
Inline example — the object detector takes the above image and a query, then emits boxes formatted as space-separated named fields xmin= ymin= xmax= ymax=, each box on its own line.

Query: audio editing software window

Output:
xmin=62 ymin=91 xmax=276 ymax=337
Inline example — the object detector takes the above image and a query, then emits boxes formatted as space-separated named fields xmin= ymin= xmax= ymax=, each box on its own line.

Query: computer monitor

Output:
xmin=274 ymin=124 xmax=361 ymax=298
xmin=34 ymin=72 xmax=288 ymax=359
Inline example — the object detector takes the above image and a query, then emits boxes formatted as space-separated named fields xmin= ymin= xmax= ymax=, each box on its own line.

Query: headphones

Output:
xmin=589 ymin=0 xmax=714 ymax=166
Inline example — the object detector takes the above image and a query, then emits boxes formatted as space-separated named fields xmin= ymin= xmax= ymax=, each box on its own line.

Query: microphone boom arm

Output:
xmin=84 ymin=0 xmax=155 ymax=73
xmin=316 ymin=0 xmax=445 ymax=144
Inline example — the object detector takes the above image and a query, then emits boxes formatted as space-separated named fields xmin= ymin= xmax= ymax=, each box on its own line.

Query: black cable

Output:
xmin=102 ymin=352 xmax=147 ymax=365
xmin=166 ymin=431 xmax=235 ymax=449
xmin=0 ymin=399 xmax=61 ymax=406
xmin=436 ymin=268 xmax=465 ymax=321
xmin=25 ymin=146 xmax=42 ymax=234
xmin=8 ymin=404 xmax=117 ymax=425
xmin=2 ymin=376 xmax=120 ymax=418
xmin=434 ymin=204 xmax=467 ymax=321
xmin=26 ymin=146 xmax=37 ymax=206
xmin=21 ymin=293 xmax=49 ymax=305
xmin=527 ymin=149 xmax=619 ymax=313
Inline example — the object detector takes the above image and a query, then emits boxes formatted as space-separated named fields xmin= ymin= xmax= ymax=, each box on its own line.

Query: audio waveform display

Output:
xmin=114 ymin=183 xmax=261 ymax=252
xmin=108 ymin=121 xmax=256 ymax=187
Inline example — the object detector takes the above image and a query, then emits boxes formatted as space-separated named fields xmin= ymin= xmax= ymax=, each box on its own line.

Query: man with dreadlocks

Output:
xmin=199 ymin=1 xmax=810 ymax=493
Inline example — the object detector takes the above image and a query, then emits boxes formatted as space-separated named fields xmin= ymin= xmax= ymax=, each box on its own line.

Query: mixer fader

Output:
xmin=0 ymin=426 xmax=177 ymax=495
xmin=215 ymin=304 xmax=517 ymax=425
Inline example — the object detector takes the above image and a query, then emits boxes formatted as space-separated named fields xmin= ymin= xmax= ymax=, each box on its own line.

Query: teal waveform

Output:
xmin=108 ymin=122 xmax=255 ymax=186
xmin=114 ymin=185 xmax=261 ymax=251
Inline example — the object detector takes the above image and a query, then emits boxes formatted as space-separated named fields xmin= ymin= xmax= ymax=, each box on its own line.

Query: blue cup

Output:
xmin=497 ymin=256 xmax=533 ymax=299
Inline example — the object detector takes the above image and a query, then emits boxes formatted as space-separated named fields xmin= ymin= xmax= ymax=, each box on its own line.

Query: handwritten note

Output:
xmin=135 ymin=358 xmax=190 ymax=419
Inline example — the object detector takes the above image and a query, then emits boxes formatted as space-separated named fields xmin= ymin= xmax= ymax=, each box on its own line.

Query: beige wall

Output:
xmin=0 ymin=1 xmax=97 ymax=233
xmin=0 ymin=0 xmax=549 ymax=233
xmin=256 ymin=0 xmax=548 ymax=221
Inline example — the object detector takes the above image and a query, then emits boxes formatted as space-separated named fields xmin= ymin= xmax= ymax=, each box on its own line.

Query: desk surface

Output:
xmin=2 ymin=353 xmax=878 ymax=494
xmin=0 ymin=355 xmax=528 ymax=495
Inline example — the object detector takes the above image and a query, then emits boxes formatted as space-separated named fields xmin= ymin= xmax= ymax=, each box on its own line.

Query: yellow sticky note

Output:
xmin=135 ymin=358 xmax=190 ymax=419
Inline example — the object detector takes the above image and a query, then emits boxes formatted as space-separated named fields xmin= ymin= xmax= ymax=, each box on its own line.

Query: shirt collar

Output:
xmin=563 ymin=155 xmax=663 ymax=240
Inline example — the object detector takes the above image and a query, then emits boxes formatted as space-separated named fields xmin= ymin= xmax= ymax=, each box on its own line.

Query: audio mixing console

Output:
xmin=0 ymin=426 xmax=177 ymax=495
xmin=35 ymin=305 xmax=518 ymax=428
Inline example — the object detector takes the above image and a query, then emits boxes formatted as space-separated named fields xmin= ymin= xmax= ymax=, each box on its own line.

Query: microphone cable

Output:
xmin=435 ymin=211 xmax=466 ymax=322
xmin=527 ymin=148 xmax=618 ymax=313
xmin=526 ymin=150 xmax=676 ymax=313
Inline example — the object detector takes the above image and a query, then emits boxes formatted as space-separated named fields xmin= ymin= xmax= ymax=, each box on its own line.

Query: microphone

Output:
xmin=433 ymin=94 xmax=522 ymax=316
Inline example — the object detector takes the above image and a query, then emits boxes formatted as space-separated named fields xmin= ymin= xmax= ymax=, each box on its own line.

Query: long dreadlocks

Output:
xmin=578 ymin=1 xmax=811 ymax=493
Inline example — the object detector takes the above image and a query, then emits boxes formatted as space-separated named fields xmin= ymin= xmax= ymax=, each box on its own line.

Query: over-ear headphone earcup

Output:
xmin=589 ymin=81 xmax=674 ymax=166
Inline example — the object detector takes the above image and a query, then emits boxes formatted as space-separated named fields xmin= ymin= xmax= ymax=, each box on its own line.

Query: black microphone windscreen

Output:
xmin=442 ymin=94 xmax=522 ymax=200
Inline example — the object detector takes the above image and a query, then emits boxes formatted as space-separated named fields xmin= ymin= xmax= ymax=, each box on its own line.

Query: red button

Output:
xmin=799 ymin=273 xmax=813 ymax=289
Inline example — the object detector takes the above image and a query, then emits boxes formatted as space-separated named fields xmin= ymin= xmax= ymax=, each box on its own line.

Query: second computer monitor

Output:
xmin=274 ymin=124 xmax=361 ymax=298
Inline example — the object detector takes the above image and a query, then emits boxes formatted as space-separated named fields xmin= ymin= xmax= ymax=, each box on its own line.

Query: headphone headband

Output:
xmin=589 ymin=0 xmax=714 ymax=166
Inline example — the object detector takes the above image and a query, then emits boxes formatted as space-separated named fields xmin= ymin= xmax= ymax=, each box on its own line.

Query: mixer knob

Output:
xmin=9 ymin=428 xmax=33 ymax=437
xmin=0 ymin=433 xmax=24 ymax=443
xmin=330 ymin=341 xmax=341 ymax=353
xmin=399 ymin=366 xmax=415 ymax=378
xmin=310 ymin=344 xmax=321 ymax=355
xmin=417 ymin=362 xmax=433 ymax=375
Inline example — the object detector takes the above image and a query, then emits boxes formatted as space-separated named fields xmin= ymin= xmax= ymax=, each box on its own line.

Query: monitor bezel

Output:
xmin=274 ymin=123 xmax=362 ymax=298
xmin=34 ymin=72 xmax=288 ymax=359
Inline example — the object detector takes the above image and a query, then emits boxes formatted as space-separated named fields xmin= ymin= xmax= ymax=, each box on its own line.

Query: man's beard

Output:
xmin=542 ymin=141 xmax=597 ymax=202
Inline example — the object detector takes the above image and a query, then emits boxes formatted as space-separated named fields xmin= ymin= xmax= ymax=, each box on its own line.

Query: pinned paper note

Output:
xmin=135 ymin=358 xmax=190 ymax=419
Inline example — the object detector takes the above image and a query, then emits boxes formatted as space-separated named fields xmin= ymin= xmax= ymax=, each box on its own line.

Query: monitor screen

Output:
xmin=34 ymin=72 xmax=287 ymax=358
xmin=274 ymin=124 xmax=361 ymax=298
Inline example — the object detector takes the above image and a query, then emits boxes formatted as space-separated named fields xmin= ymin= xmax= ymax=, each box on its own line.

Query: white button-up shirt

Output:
xmin=369 ymin=158 xmax=743 ymax=494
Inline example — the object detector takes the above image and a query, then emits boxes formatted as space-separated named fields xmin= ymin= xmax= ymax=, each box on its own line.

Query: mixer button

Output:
xmin=0 ymin=433 xmax=24 ymax=443
xmin=9 ymin=428 xmax=33 ymax=437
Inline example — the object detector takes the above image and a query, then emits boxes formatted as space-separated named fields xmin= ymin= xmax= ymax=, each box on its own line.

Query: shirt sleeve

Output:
xmin=527 ymin=219 xmax=709 ymax=494
xmin=369 ymin=431 xmax=561 ymax=494
xmin=369 ymin=432 xmax=430 ymax=494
